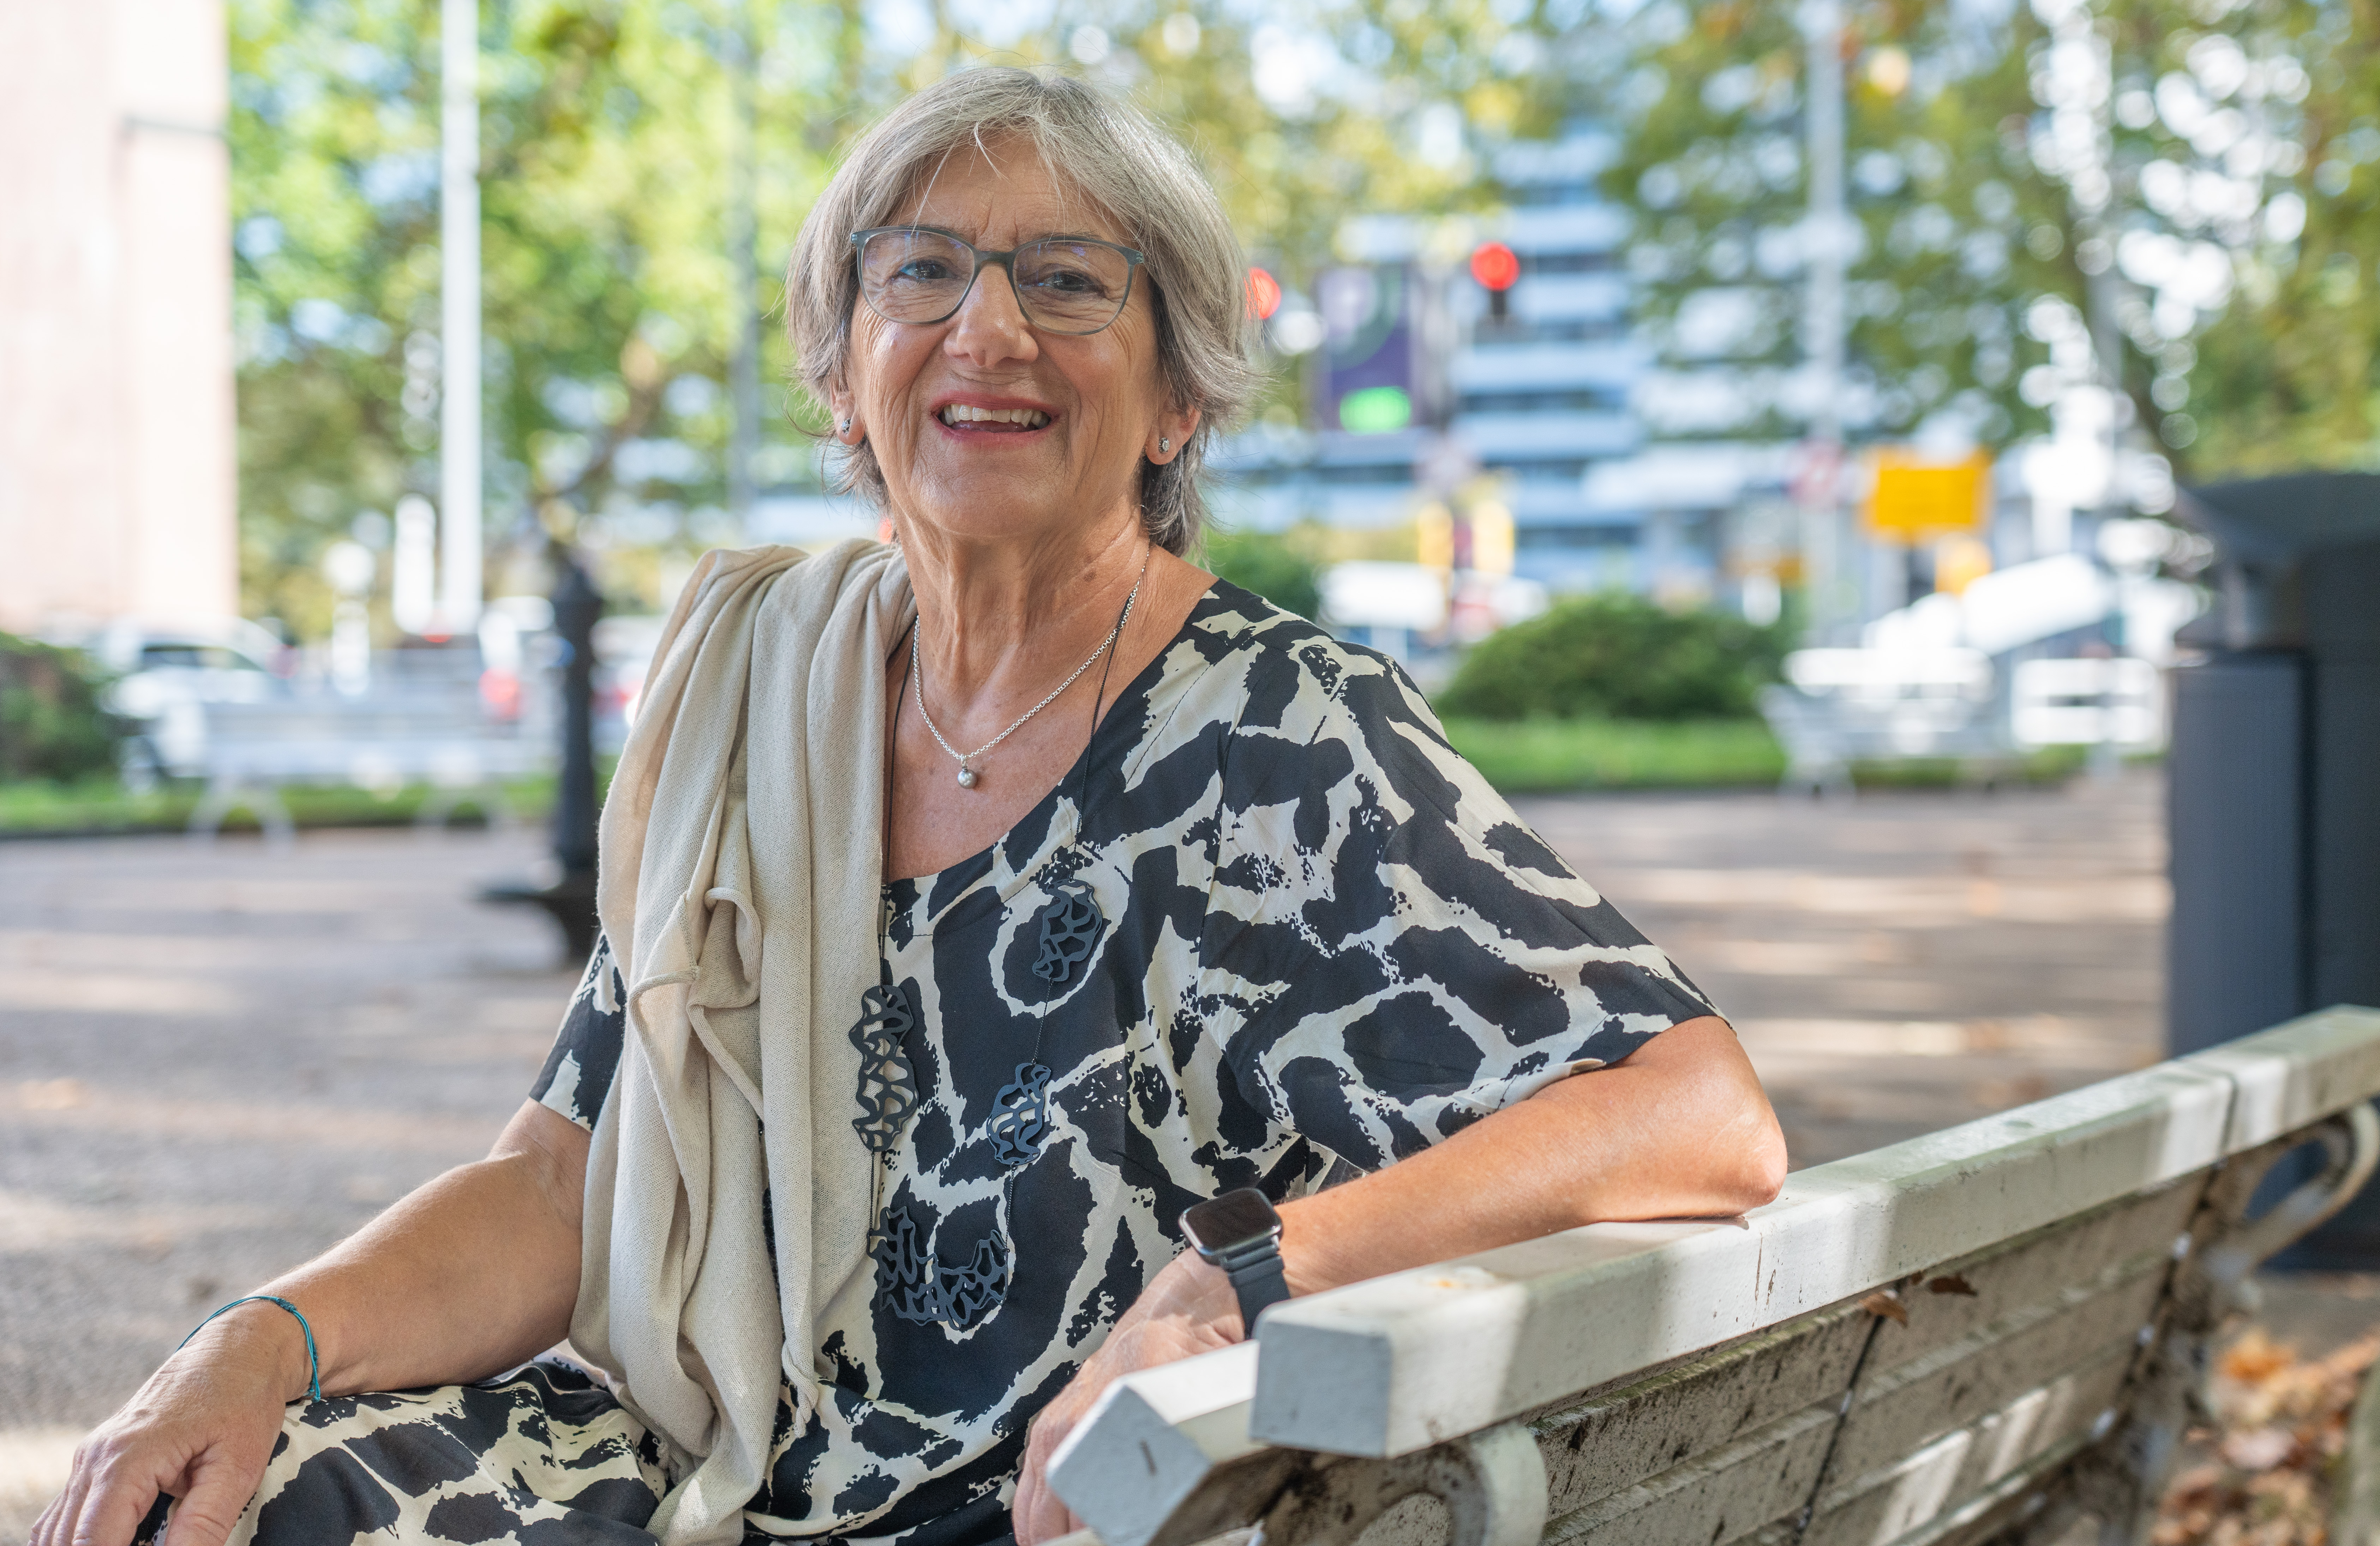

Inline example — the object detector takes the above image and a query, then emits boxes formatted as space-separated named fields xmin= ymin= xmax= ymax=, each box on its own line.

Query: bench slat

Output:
xmin=1542 ymin=1399 xmax=1839 ymax=1546
xmin=1533 ymin=1303 xmax=1872 ymax=1517
xmin=1853 ymin=1178 xmax=2198 ymax=1383
xmin=2183 ymin=1005 xmax=2380 ymax=1154
xmin=1828 ymin=1252 xmax=2163 ymax=1486
xmin=1805 ymin=1348 xmax=2131 ymax=1546
xmin=1519 ymin=1184 xmax=2190 ymax=1546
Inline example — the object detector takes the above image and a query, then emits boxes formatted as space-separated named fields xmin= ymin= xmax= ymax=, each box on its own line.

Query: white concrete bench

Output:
xmin=1758 ymin=649 xmax=2006 ymax=795
xmin=1050 ymin=1006 xmax=2380 ymax=1546
xmin=187 ymin=693 xmax=549 ymax=844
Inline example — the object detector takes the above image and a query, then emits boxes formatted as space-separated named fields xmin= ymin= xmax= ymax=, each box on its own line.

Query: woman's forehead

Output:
xmin=892 ymin=137 xmax=1126 ymax=247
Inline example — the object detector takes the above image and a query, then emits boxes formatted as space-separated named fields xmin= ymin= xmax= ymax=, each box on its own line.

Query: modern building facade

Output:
xmin=1214 ymin=129 xmax=1773 ymax=603
xmin=1448 ymin=134 xmax=1646 ymax=592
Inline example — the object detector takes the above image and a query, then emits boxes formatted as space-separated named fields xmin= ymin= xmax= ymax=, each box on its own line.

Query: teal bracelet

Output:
xmin=181 ymin=1295 xmax=322 ymax=1404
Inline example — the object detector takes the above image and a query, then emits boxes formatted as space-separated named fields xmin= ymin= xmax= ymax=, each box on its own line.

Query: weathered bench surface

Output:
xmin=1050 ymin=1007 xmax=2380 ymax=1546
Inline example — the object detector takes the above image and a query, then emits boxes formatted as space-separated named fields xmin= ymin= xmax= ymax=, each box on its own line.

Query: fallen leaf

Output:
xmin=1927 ymin=1274 xmax=1978 ymax=1296
xmin=2220 ymin=1427 xmax=2296 ymax=1473
xmin=1860 ymin=1290 xmax=1909 ymax=1325
xmin=2220 ymin=1330 xmax=2294 ymax=1384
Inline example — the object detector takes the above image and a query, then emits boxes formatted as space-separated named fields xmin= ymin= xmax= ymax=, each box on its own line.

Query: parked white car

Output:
xmin=94 ymin=618 xmax=290 ymax=788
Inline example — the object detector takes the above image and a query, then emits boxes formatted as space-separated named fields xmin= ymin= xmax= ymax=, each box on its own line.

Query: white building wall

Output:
xmin=0 ymin=0 xmax=236 ymax=635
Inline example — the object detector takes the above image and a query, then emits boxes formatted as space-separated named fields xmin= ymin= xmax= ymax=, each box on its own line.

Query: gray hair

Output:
xmin=785 ymin=67 xmax=1263 ymax=555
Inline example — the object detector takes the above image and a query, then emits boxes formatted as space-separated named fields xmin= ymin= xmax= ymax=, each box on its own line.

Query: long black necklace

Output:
xmin=855 ymin=569 xmax=1137 ymax=1329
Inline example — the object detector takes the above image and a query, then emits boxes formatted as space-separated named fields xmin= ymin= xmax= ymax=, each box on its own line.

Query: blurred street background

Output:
xmin=7 ymin=0 xmax=2380 ymax=1540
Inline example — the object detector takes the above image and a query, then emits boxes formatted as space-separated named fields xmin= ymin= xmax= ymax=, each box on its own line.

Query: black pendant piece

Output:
xmin=989 ymin=1061 xmax=1053 ymax=1166
xmin=873 ymin=1206 xmax=1010 ymax=1329
xmin=1031 ymin=878 xmax=1103 ymax=985
xmin=849 ymin=983 xmax=919 ymax=1153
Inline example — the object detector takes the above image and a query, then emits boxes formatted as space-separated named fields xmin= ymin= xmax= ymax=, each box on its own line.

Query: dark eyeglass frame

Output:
xmin=849 ymin=225 xmax=1148 ymax=335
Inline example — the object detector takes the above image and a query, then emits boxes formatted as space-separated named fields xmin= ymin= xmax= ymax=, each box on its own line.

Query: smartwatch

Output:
xmin=1179 ymin=1187 xmax=1290 ymax=1334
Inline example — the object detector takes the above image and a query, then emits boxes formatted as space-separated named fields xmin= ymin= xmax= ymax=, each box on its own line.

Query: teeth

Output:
xmin=940 ymin=404 xmax=1050 ymax=428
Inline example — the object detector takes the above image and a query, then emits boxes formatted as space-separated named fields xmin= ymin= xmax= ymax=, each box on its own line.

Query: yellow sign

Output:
xmin=1416 ymin=504 xmax=1453 ymax=572
xmin=1865 ymin=451 xmax=1990 ymax=541
xmin=1416 ymin=490 xmax=1516 ymax=577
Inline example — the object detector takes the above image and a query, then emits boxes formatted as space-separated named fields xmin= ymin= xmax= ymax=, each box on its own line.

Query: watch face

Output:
xmin=1182 ymin=1187 xmax=1281 ymax=1255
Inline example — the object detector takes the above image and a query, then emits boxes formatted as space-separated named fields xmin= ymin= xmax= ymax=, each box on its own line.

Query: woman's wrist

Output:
xmin=1163 ymin=1219 xmax=1326 ymax=1342
xmin=196 ymin=1298 xmax=318 ymax=1404
xmin=1155 ymin=1251 xmax=1246 ymax=1339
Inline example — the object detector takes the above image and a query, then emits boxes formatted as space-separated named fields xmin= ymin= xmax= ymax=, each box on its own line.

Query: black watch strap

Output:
xmin=1217 ymin=1242 xmax=1291 ymax=1332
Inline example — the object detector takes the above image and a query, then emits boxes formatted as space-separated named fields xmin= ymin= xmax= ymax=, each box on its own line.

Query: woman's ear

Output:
xmin=1146 ymin=405 xmax=1203 ymax=465
xmin=828 ymin=381 xmax=861 ymax=443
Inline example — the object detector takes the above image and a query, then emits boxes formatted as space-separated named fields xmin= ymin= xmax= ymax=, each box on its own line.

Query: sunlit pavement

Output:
xmin=1519 ymin=766 xmax=2167 ymax=1171
xmin=0 ymin=773 xmax=2350 ymax=1535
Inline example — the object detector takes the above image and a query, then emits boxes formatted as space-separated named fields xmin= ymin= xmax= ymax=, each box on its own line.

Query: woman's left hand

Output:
xmin=1012 ymin=1254 xmax=1240 ymax=1545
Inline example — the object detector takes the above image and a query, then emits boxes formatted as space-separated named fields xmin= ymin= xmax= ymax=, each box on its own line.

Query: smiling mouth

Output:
xmin=939 ymin=404 xmax=1051 ymax=430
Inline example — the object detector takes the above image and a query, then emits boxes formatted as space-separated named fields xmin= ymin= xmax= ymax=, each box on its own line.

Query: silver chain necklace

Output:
xmin=912 ymin=555 xmax=1148 ymax=788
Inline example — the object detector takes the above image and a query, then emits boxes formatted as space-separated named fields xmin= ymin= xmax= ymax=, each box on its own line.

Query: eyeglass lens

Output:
xmin=858 ymin=230 xmax=1133 ymax=334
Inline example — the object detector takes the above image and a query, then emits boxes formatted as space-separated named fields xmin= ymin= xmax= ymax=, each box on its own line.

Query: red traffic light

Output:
xmin=1246 ymin=266 xmax=1283 ymax=320
xmin=1469 ymin=241 xmax=1520 ymax=292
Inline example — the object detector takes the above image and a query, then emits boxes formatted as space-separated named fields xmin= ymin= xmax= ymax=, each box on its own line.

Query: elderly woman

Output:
xmin=40 ymin=68 xmax=1783 ymax=1546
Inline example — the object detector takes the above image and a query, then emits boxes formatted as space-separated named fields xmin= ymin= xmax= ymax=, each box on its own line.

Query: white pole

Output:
xmin=1800 ymin=0 xmax=1848 ymax=643
xmin=725 ymin=0 xmax=760 ymax=529
xmin=438 ymin=0 xmax=482 ymax=633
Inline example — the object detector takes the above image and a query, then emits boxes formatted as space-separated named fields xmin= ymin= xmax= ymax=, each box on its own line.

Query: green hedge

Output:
xmin=0 ymin=634 xmax=119 ymax=781
xmin=1443 ymin=716 xmax=1786 ymax=790
xmin=1437 ymin=594 xmax=1788 ymax=722
xmin=1204 ymin=530 xmax=1323 ymax=621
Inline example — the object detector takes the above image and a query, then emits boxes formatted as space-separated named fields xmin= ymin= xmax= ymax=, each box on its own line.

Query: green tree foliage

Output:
xmin=1602 ymin=0 xmax=2072 ymax=450
xmin=1600 ymin=0 xmax=2380 ymax=481
xmin=1436 ymin=595 xmax=1788 ymax=721
xmin=1203 ymin=528 xmax=1324 ymax=619
xmin=0 ymin=637 xmax=120 ymax=783
xmin=2096 ymin=0 xmax=2380 ymax=477
xmin=230 ymin=0 xmax=847 ymax=636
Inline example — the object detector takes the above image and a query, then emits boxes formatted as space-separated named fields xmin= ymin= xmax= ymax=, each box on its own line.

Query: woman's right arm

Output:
xmin=33 ymin=1099 xmax=590 ymax=1546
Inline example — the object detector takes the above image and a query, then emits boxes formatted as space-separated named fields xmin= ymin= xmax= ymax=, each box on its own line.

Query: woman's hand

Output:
xmin=33 ymin=1101 xmax=592 ymax=1546
xmin=32 ymin=1301 xmax=310 ymax=1546
xmin=1011 ymin=1253 xmax=1241 ymax=1545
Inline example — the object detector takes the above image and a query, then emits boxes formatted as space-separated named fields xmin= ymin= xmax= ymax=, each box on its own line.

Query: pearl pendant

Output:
xmin=956 ymin=765 xmax=978 ymax=788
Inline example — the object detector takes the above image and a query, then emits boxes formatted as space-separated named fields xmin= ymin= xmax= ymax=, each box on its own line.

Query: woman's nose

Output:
xmin=943 ymin=262 xmax=1039 ymax=366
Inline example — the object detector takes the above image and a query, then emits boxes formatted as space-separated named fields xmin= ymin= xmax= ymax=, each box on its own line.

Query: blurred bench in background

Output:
xmin=187 ymin=690 xmax=548 ymax=844
xmin=1759 ymin=647 xmax=2005 ymax=795
xmin=1051 ymin=1006 xmax=2380 ymax=1546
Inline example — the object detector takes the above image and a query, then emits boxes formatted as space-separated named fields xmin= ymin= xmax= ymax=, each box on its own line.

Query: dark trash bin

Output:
xmin=2169 ymin=472 xmax=2380 ymax=1265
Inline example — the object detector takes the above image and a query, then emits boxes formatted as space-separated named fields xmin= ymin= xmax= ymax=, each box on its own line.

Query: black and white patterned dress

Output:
xmin=226 ymin=583 xmax=1719 ymax=1546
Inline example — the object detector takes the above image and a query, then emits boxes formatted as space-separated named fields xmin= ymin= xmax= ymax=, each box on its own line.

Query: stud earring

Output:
xmin=839 ymin=419 xmax=852 ymax=435
xmin=1159 ymin=437 xmax=1171 ymax=454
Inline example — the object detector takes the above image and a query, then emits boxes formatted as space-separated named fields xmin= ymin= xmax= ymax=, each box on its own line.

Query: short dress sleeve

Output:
xmin=1198 ymin=640 xmax=1721 ymax=1173
xmin=530 ymin=935 xmax=628 ymax=1132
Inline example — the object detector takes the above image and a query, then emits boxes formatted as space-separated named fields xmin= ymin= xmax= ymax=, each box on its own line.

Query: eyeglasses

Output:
xmin=850 ymin=226 xmax=1146 ymax=336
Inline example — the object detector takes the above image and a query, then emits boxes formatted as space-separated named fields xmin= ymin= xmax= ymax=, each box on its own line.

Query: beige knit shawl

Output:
xmin=570 ymin=539 xmax=912 ymax=1546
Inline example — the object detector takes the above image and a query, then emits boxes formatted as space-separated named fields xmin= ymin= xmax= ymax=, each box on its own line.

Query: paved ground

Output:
xmin=0 ymin=827 xmax=575 ymax=1536
xmin=0 ymin=769 xmax=2359 ymax=1540
xmin=1513 ymin=768 xmax=2169 ymax=1168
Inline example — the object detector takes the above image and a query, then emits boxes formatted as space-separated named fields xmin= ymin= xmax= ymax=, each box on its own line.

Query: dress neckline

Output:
xmin=882 ymin=581 xmax=1223 ymax=896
